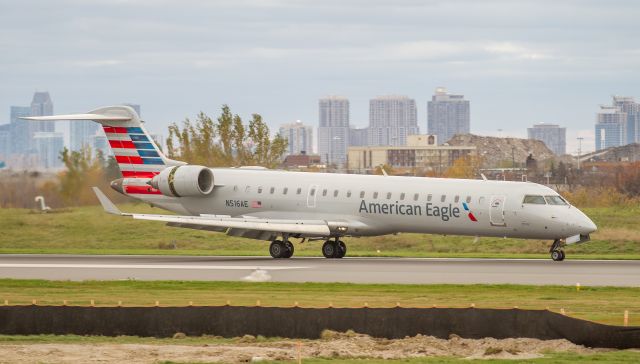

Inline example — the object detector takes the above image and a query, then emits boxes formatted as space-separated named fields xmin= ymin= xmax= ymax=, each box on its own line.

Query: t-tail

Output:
xmin=22 ymin=105 xmax=186 ymax=197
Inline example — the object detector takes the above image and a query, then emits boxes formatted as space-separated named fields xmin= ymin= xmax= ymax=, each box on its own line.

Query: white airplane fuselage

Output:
xmin=128 ymin=168 xmax=597 ymax=241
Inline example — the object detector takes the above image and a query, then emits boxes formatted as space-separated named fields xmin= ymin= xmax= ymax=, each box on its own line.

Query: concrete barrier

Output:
xmin=0 ymin=306 xmax=637 ymax=349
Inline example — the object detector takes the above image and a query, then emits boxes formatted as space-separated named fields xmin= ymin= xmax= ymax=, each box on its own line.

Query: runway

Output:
xmin=0 ymin=255 xmax=638 ymax=286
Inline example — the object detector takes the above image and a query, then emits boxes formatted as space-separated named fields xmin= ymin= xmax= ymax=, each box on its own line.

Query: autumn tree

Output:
xmin=58 ymin=147 xmax=111 ymax=205
xmin=444 ymin=155 xmax=483 ymax=179
xmin=166 ymin=105 xmax=287 ymax=168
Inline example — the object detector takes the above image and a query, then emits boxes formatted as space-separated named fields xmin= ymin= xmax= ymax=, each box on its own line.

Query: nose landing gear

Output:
xmin=550 ymin=239 xmax=566 ymax=261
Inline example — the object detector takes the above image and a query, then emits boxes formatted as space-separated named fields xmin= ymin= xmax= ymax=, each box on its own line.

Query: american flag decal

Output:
xmin=251 ymin=201 xmax=262 ymax=208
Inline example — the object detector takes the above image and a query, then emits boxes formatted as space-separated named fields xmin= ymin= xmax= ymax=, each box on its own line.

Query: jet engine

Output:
xmin=149 ymin=165 xmax=214 ymax=197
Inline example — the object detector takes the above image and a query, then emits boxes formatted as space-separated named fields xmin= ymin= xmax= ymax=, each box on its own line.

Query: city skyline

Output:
xmin=2 ymin=1 xmax=638 ymax=155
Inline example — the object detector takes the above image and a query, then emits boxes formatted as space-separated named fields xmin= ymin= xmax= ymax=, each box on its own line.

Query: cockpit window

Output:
xmin=523 ymin=195 xmax=546 ymax=204
xmin=545 ymin=195 xmax=568 ymax=205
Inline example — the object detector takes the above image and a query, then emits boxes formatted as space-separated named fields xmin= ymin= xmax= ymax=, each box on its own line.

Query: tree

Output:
xmin=444 ymin=155 xmax=482 ymax=179
xmin=167 ymin=105 xmax=287 ymax=168
xmin=58 ymin=147 xmax=108 ymax=205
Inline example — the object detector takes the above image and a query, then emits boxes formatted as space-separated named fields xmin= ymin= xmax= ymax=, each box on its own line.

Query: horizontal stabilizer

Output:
xmin=92 ymin=187 xmax=123 ymax=215
xmin=22 ymin=113 xmax=131 ymax=122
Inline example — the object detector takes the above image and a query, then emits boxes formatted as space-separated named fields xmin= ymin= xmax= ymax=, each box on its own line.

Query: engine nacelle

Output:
xmin=149 ymin=165 xmax=214 ymax=197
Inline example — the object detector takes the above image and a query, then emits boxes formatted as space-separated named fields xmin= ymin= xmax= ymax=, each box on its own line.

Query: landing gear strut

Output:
xmin=322 ymin=239 xmax=346 ymax=258
xmin=270 ymin=239 xmax=294 ymax=259
xmin=550 ymin=239 xmax=565 ymax=261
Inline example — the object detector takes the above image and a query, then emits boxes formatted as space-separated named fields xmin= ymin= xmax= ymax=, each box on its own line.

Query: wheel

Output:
xmin=551 ymin=250 xmax=563 ymax=261
xmin=559 ymin=250 xmax=566 ymax=261
xmin=335 ymin=241 xmax=347 ymax=258
xmin=270 ymin=240 xmax=286 ymax=258
xmin=322 ymin=241 xmax=337 ymax=258
xmin=283 ymin=241 xmax=294 ymax=258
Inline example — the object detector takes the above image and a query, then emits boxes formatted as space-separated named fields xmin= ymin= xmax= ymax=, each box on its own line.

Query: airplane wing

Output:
xmin=92 ymin=187 xmax=331 ymax=238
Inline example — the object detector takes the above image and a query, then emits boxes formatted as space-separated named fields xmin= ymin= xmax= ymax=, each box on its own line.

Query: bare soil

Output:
xmin=0 ymin=331 xmax=603 ymax=363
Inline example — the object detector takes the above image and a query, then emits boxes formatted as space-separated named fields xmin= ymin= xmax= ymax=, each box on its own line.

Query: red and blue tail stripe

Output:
xmin=103 ymin=125 xmax=166 ymax=181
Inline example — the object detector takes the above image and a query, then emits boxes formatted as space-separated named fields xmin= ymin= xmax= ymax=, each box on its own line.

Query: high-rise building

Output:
xmin=33 ymin=132 xmax=64 ymax=169
xmin=9 ymin=105 xmax=31 ymax=154
xmin=349 ymin=127 xmax=368 ymax=147
xmin=91 ymin=134 xmax=110 ymax=158
xmin=0 ymin=124 xmax=10 ymax=161
xmin=367 ymin=95 xmax=419 ymax=147
xmin=612 ymin=96 xmax=640 ymax=144
xmin=279 ymin=121 xmax=314 ymax=155
xmin=123 ymin=103 xmax=141 ymax=117
xmin=527 ymin=123 xmax=567 ymax=155
xmin=427 ymin=87 xmax=470 ymax=144
xmin=70 ymin=121 xmax=99 ymax=151
xmin=318 ymin=96 xmax=349 ymax=167
xmin=595 ymin=105 xmax=627 ymax=151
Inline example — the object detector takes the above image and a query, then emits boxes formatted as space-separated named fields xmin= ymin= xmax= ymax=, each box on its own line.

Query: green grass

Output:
xmin=0 ymin=279 xmax=638 ymax=326
xmin=0 ymin=204 xmax=639 ymax=258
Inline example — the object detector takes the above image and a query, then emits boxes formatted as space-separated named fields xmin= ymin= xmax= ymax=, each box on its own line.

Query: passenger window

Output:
xmin=283 ymin=187 xmax=288 ymax=194
xmin=454 ymin=195 xmax=460 ymax=203
xmin=270 ymin=187 xmax=275 ymax=194
xmin=466 ymin=196 xmax=471 ymax=203
xmin=322 ymin=189 xmax=327 ymax=196
xmin=523 ymin=195 xmax=546 ymax=204
xmin=310 ymin=188 xmax=316 ymax=196
xmin=427 ymin=194 xmax=432 ymax=202
xmin=296 ymin=188 xmax=302 ymax=195
xmin=258 ymin=186 xmax=263 ymax=194
xmin=347 ymin=191 xmax=352 ymax=198
xmin=441 ymin=195 xmax=446 ymax=202
xmin=386 ymin=192 xmax=392 ymax=199
xmin=360 ymin=191 xmax=365 ymax=198
xmin=373 ymin=192 xmax=379 ymax=199
xmin=413 ymin=193 xmax=419 ymax=201
xmin=400 ymin=193 xmax=405 ymax=200
xmin=334 ymin=190 xmax=339 ymax=197
xmin=545 ymin=195 xmax=568 ymax=205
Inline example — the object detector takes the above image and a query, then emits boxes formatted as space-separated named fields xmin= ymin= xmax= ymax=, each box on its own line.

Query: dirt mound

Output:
xmin=0 ymin=332 xmax=601 ymax=363
xmin=447 ymin=133 xmax=557 ymax=167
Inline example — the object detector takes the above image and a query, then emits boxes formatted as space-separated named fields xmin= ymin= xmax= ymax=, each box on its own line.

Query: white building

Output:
xmin=318 ymin=96 xmax=349 ymax=167
xmin=427 ymin=87 xmax=470 ymax=144
xmin=368 ymin=95 xmax=419 ymax=147
xmin=33 ymin=132 xmax=64 ymax=170
xmin=527 ymin=123 xmax=566 ymax=155
xmin=279 ymin=120 xmax=314 ymax=155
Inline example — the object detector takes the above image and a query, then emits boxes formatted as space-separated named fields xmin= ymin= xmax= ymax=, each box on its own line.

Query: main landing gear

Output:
xmin=269 ymin=239 xmax=294 ymax=259
xmin=322 ymin=239 xmax=346 ymax=259
xmin=550 ymin=239 xmax=566 ymax=261
xmin=268 ymin=237 xmax=347 ymax=259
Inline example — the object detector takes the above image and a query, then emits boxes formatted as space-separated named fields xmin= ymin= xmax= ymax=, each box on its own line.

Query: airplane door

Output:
xmin=306 ymin=184 xmax=319 ymax=208
xmin=489 ymin=195 xmax=506 ymax=226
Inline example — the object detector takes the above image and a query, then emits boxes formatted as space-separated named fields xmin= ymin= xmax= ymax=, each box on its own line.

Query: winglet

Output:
xmin=92 ymin=187 xmax=122 ymax=215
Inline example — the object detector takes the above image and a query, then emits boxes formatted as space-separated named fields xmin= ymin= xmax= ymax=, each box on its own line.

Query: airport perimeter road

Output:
xmin=0 ymin=255 xmax=638 ymax=286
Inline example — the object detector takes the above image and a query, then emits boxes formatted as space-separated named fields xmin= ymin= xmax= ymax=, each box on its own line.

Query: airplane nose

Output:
xmin=575 ymin=209 xmax=597 ymax=234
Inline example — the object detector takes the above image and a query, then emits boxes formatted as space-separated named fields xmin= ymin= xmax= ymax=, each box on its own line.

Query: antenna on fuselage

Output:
xmin=480 ymin=173 xmax=488 ymax=181
xmin=379 ymin=165 xmax=389 ymax=177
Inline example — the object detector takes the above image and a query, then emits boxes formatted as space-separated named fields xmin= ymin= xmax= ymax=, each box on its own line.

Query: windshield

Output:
xmin=523 ymin=195 xmax=546 ymax=204
xmin=545 ymin=195 xmax=568 ymax=205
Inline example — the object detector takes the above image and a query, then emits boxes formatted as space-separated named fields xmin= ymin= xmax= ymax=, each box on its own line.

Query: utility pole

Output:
xmin=577 ymin=137 xmax=583 ymax=170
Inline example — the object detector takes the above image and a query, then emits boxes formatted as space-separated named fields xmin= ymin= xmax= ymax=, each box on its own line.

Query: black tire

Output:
xmin=336 ymin=241 xmax=347 ymax=258
xmin=284 ymin=241 xmax=294 ymax=258
xmin=270 ymin=240 xmax=286 ymax=258
xmin=322 ymin=241 xmax=336 ymax=258
xmin=559 ymin=250 xmax=566 ymax=261
xmin=551 ymin=250 xmax=562 ymax=261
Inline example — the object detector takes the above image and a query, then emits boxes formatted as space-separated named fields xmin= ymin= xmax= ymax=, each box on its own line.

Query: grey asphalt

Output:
xmin=0 ymin=255 xmax=638 ymax=286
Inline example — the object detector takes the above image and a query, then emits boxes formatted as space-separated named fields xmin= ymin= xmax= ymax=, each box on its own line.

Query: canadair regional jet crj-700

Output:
xmin=24 ymin=105 xmax=597 ymax=261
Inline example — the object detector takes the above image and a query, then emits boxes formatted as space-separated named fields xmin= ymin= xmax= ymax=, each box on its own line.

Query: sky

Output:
xmin=1 ymin=0 xmax=639 ymax=154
